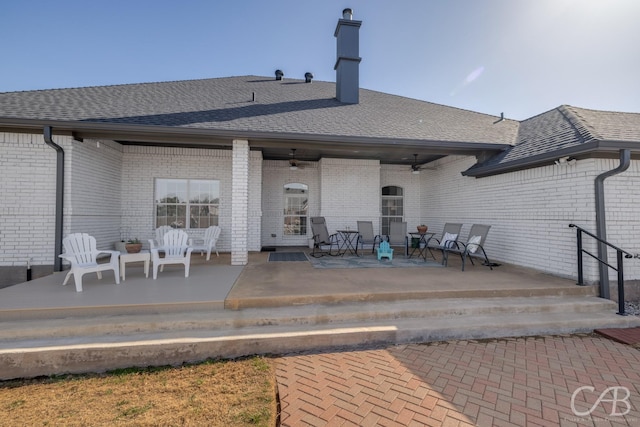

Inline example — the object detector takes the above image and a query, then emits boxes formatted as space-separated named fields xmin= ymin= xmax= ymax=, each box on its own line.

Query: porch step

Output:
xmin=1 ymin=295 xmax=639 ymax=380
xmin=0 ymin=296 xmax=622 ymax=342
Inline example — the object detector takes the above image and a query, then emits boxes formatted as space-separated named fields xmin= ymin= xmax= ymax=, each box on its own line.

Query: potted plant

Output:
xmin=125 ymin=238 xmax=143 ymax=253
xmin=115 ymin=240 xmax=127 ymax=252
xmin=417 ymin=224 xmax=428 ymax=234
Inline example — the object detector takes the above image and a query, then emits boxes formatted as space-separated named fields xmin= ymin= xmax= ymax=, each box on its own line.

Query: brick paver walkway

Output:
xmin=276 ymin=334 xmax=640 ymax=426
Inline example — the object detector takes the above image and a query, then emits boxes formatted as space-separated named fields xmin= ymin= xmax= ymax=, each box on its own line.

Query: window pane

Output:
xmin=381 ymin=186 xmax=404 ymax=236
xmin=156 ymin=179 xmax=187 ymax=203
xmin=155 ymin=179 xmax=219 ymax=229
xmin=157 ymin=204 xmax=185 ymax=229
xmin=283 ymin=183 xmax=308 ymax=236
xmin=190 ymin=180 xmax=219 ymax=204
xmin=190 ymin=205 xmax=218 ymax=228
xmin=382 ymin=186 xmax=403 ymax=196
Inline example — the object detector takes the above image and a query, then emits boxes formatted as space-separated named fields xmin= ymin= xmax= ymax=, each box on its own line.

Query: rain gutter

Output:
xmin=43 ymin=126 xmax=64 ymax=272
xmin=0 ymin=117 xmax=508 ymax=154
xmin=462 ymin=140 xmax=638 ymax=178
xmin=594 ymin=149 xmax=630 ymax=298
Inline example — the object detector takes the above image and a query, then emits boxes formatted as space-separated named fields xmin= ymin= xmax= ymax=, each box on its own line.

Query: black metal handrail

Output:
xmin=569 ymin=224 xmax=634 ymax=315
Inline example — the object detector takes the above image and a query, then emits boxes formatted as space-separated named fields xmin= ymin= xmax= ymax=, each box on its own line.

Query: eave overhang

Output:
xmin=0 ymin=117 xmax=509 ymax=164
xmin=463 ymin=140 xmax=640 ymax=178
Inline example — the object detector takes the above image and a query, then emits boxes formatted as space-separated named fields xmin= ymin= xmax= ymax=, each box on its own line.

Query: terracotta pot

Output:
xmin=125 ymin=243 xmax=142 ymax=253
xmin=417 ymin=226 xmax=428 ymax=234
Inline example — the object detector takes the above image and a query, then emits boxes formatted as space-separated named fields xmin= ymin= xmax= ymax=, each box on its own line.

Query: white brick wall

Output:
xmin=66 ymin=139 xmax=123 ymax=249
xmin=421 ymin=155 xmax=640 ymax=282
xmin=381 ymin=164 xmax=423 ymax=233
xmin=319 ymin=158 xmax=381 ymax=233
xmin=0 ymin=132 xmax=57 ymax=266
xmin=3 ymin=128 xmax=638 ymax=283
xmin=262 ymin=160 xmax=320 ymax=247
xmin=248 ymin=150 xmax=263 ymax=251
xmin=1 ymin=138 xmax=260 ymax=269
xmin=598 ymin=157 xmax=640 ymax=281
xmin=231 ymin=140 xmax=249 ymax=265
xmin=121 ymin=145 xmax=236 ymax=253
xmin=0 ymin=134 xmax=123 ymax=267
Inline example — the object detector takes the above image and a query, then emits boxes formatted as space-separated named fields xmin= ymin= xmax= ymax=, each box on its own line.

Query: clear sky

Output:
xmin=2 ymin=0 xmax=639 ymax=120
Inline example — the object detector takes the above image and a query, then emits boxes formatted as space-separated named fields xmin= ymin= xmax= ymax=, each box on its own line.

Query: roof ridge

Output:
xmin=0 ymin=75 xmax=259 ymax=95
xmin=557 ymin=105 xmax=603 ymax=142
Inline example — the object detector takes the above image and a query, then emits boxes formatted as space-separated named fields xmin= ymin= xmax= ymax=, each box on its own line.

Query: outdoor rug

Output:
xmin=268 ymin=252 xmax=309 ymax=262
xmin=308 ymin=254 xmax=443 ymax=269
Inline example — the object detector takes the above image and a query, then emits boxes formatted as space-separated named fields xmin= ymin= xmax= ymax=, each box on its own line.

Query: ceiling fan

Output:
xmin=289 ymin=149 xmax=307 ymax=170
xmin=410 ymin=154 xmax=423 ymax=174
xmin=409 ymin=154 xmax=437 ymax=174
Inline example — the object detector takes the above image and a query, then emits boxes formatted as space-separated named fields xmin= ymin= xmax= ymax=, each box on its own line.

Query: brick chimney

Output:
xmin=334 ymin=8 xmax=362 ymax=104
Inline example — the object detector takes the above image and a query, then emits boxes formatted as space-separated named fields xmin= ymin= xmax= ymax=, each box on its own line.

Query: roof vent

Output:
xmin=342 ymin=8 xmax=353 ymax=20
xmin=304 ymin=72 xmax=313 ymax=83
xmin=275 ymin=69 xmax=284 ymax=80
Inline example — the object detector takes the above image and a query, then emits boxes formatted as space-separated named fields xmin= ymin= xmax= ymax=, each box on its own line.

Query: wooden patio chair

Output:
xmin=59 ymin=233 xmax=120 ymax=292
xmin=442 ymin=224 xmax=493 ymax=271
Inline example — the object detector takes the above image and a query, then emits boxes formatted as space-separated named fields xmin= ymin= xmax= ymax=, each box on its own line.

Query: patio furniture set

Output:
xmin=59 ymin=226 xmax=221 ymax=292
xmin=310 ymin=217 xmax=493 ymax=271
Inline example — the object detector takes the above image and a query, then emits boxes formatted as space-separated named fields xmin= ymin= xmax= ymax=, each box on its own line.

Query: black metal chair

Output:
xmin=310 ymin=217 xmax=339 ymax=257
xmin=387 ymin=221 xmax=408 ymax=257
xmin=356 ymin=221 xmax=383 ymax=254
xmin=425 ymin=222 xmax=463 ymax=260
xmin=442 ymin=224 xmax=493 ymax=271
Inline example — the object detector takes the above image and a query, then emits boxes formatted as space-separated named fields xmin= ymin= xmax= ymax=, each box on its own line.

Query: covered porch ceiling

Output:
xmin=1 ymin=118 xmax=509 ymax=166
xmin=123 ymin=135 xmax=507 ymax=166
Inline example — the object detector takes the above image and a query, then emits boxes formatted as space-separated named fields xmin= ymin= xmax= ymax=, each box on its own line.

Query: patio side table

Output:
xmin=119 ymin=250 xmax=150 ymax=280
xmin=408 ymin=232 xmax=435 ymax=260
xmin=337 ymin=230 xmax=360 ymax=256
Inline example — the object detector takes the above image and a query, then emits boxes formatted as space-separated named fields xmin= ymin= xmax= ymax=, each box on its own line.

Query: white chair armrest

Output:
xmin=58 ymin=254 xmax=75 ymax=264
xmin=97 ymin=250 xmax=120 ymax=256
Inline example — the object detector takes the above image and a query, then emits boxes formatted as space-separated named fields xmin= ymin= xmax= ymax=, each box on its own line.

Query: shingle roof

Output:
xmin=0 ymin=75 xmax=518 ymax=146
xmin=2 ymin=76 xmax=639 ymax=175
xmin=465 ymin=105 xmax=640 ymax=176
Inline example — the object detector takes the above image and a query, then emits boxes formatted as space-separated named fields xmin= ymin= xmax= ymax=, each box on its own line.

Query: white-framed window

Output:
xmin=283 ymin=183 xmax=308 ymax=236
xmin=381 ymin=185 xmax=403 ymax=236
xmin=155 ymin=178 xmax=219 ymax=229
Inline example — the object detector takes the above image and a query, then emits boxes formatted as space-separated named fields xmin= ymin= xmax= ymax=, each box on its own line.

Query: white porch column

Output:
xmin=231 ymin=139 xmax=249 ymax=265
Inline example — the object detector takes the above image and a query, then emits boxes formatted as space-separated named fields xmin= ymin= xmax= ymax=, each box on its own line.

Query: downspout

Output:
xmin=43 ymin=126 xmax=64 ymax=272
xmin=594 ymin=149 xmax=630 ymax=299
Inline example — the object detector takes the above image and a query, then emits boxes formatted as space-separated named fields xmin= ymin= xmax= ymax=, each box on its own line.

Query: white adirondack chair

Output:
xmin=149 ymin=225 xmax=173 ymax=250
xmin=149 ymin=229 xmax=193 ymax=279
xmin=59 ymin=233 xmax=120 ymax=292
xmin=189 ymin=225 xmax=221 ymax=260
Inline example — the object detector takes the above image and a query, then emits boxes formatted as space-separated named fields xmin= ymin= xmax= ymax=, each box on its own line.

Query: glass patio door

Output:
xmin=381 ymin=185 xmax=403 ymax=236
